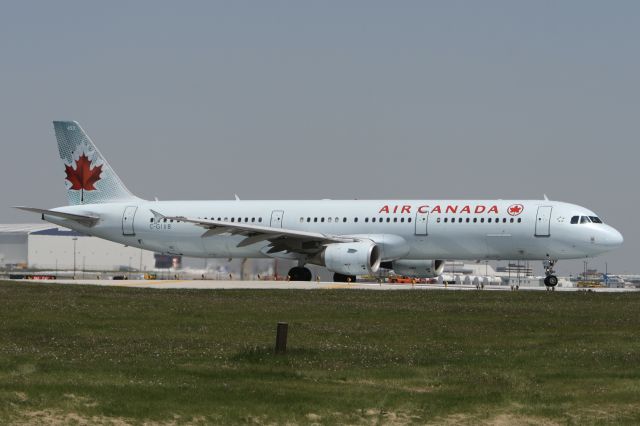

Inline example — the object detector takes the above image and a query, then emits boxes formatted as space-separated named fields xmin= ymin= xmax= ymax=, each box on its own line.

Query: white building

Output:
xmin=0 ymin=224 xmax=155 ymax=272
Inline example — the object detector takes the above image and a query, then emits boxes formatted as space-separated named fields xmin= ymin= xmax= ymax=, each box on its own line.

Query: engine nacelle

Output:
xmin=322 ymin=242 xmax=381 ymax=276
xmin=387 ymin=259 xmax=445 ymax=278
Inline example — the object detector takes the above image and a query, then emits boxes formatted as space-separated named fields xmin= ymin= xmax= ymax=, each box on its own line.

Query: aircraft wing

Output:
xmin=14 ymin=206 xmax=99 ymax=227
xmin=151 ymin=210 xmax=356 ymax=254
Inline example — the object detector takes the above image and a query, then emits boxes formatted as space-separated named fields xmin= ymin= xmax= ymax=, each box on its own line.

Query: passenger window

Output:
xmin=314 ymin=218 xmax=318 ymax=222
xmin=473 ymin=218 xmax=477 ymax=223
xmin=150 ymin=218 xmax=154 ymax=223
xmin=258 ymin=218 xmax=262 ymax=223
xmin=503 ymin=218 xmax=507 ymax=223
xmin=365 ymin=217 xmax=369 ymax=223
xmin=401 ymin=218 xmax=405 ymax=223
xmin=393 ymin=218 xmax=397 ymax=222
xmin=517 ymin=218 xmax=522 ymax=223
xmin=458 ymin=218 xmax=463 ymax=223
xmin=444 ymin=218 xmax=448 ymax=223
xmin=466 ymin=218 xmax=470 ymax=223
xmin=437 ymin=218 xmax=441 ymax=223
xmin=306 ymin=217 xmax=311 ymax=222
xmin=343 ymin=218 xmax=347 ymax=223
xmin=386 ymin=218 xmax=391 ymax=223
xmin=354 ymin=218 xmax=358 ymax=223
xmin=580 ymin=216 xmax=591 ymax=224
xmin=321 ymin=217 xmax=325 ymax=222
xmin=328 ymin=217 xmax=332 ymax=223
xmin=571 ymin=216 xmax=579 ymax=224
xmin=510 ymin=218 xmax=514 ymax=223
xmin=480 ymin=218 xmax=484 ymax=223
xmin=408 ymin=218 xmax=412 ymax=223
xmin=487 ymin=218 xmax=492 ymax=223
xmin=231 ymin=218 xmax=235 ymax=222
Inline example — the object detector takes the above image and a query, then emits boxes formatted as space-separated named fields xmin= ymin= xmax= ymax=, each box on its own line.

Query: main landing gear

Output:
xmin=287 ymin=266 xmax=312 ymax=282
xmin=333 ymin=273 xmax=356 ymax=283
xmin=543 ymin=258 xmax=558 ymax=288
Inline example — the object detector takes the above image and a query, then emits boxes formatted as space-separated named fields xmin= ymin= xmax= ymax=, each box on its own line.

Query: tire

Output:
xmin=545 ymin=275 xmax=558 ymax=287
xmin=333 ymin=273 xmax=356 ymax=283
xmin=288 ymin=267 xmax=313 ymax=282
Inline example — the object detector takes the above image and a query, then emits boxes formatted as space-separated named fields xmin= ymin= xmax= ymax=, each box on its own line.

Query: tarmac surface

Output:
xmin=22 ymin=279 xmax=639 ymax=292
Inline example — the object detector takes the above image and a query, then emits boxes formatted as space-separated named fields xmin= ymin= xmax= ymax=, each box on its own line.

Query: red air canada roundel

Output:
xmin=507 ymin=204 xmax=524 ymax=216
xmin=65 ymin=153 xmax=102 ymax=191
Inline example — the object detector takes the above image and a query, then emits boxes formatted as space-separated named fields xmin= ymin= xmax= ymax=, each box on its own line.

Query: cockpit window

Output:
xmin=589 ymin=216 xmax=603 ymax=224
xmin=570 ymin=216 xmax=579 ymax=224
xmin=580 ymin=216 xmax=591 ymax=224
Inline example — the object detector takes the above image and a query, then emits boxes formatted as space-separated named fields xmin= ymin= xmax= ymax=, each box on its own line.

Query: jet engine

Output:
xmin=385 ymin=259 xmax=445 ymax=278
xmin=321 ymin=241 xmax=382 ymax=276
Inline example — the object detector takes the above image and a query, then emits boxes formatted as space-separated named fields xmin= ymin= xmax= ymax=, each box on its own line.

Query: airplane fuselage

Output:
xmin=43 ymin=199 xmax=622 ymax=262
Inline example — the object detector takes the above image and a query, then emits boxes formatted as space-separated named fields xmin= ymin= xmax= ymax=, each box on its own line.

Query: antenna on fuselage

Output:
xmin=543 ymin=194 xmax=550 ymax=201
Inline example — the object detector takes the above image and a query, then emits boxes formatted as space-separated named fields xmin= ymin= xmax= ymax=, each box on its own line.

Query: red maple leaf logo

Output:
xmin=508 ymin=204 xmax=524 ymax=216
xmin=65 ymin=153 xmax=102 ymax=192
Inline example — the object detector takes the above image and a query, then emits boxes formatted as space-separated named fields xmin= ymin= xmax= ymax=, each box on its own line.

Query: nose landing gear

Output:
xmin=543 ymin=258 xmax=558 ymax=288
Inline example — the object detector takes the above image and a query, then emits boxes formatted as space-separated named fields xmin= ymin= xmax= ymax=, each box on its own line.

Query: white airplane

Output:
xmin=16 ymin=121 xmax=623 ymax=285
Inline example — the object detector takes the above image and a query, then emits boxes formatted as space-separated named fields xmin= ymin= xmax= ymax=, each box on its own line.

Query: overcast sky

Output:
xmin=1 ymin=1 xmax=638 ymax=275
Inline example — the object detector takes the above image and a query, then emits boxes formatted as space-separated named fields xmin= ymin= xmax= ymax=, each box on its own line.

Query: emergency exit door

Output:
xmin=122 ymin=206 xmax=138 ymax=236
xmin=270 ymin=210 xmax=284 ymax=228
xmin=535 ymin=206 xmax=552 ymax=237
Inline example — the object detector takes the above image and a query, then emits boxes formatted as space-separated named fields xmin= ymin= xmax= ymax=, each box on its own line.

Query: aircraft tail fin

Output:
xmin=53 ymin=121 xmax=140 ymax=205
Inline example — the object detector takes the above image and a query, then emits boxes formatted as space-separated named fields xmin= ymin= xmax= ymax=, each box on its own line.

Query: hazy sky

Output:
xmin=1 ymin=1 xmax=638 ymax=275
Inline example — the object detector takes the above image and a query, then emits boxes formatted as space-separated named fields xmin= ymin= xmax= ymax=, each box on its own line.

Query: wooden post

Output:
xmin=275 ymin=322 xmax=288 ymax=354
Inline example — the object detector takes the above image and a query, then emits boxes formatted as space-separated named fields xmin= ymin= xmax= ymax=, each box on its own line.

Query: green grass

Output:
xmin=1 ymin=281 xmax=640 ymax=425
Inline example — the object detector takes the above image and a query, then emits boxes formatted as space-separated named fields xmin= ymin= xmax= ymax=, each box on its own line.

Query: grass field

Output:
xmin=1 ymin=281 xmax=640 ymax=425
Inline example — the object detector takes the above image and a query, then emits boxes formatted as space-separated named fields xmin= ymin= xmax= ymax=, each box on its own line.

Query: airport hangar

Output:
xmin=0 ymin=224 xmax=155 ymax=273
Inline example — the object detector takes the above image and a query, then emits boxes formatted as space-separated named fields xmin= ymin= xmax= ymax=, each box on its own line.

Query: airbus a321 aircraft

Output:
xmin=16 ymin=121 xmax=624 ymax=286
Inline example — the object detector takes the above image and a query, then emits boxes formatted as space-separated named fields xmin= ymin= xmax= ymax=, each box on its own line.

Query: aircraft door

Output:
xmin=122 ymin=206 xmax=138 ymax=236
xmin=270 ymin=210 xmax=284 ymax=228
xmin=415 ymin=211 xmax=428 ymax=235
xmin=535 ymin=206 xmax=552 ymax=237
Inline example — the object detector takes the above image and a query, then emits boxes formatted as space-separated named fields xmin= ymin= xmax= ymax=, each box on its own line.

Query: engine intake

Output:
xmin=322 ymin=242 xmax=381 ymax=276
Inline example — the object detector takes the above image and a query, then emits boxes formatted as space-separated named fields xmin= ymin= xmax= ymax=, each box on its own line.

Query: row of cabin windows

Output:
xmin=150 ymin=217 xmax=263 ymax=223
xmin=437 ymin=217 xmax=522 ymax=224
xmin=299 ymin=217 xmax=414 ymax=223
xmin=150 ymin=216 xmax=522 ymax=225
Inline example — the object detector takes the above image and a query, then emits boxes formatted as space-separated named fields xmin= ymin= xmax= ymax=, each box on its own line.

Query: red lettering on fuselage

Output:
xmin=379 ymin=204 xmax=501 ymax=214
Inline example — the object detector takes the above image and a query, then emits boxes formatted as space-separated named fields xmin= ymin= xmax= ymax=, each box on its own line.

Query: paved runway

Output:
xmin=28 ymin=279 xmax=638 ymax=292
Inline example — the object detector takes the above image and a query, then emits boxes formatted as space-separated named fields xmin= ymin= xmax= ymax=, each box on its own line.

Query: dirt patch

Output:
xmin=16 ymin=409 xmax=132 ymax=426
xmin=428 ymin=412 xmax=560 ymax=426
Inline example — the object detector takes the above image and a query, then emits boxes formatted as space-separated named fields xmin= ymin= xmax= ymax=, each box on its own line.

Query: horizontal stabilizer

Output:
xmin=13 ymin=206 xmax=99 ymax=227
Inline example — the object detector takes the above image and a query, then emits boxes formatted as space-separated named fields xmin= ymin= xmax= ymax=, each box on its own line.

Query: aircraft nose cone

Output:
xmin=612 ymin=228 xmax=624 ymax=246
xmin=602 ymin=226 xmax=624 ymax=247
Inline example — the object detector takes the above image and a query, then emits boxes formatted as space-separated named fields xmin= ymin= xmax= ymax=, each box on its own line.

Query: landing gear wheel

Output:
xmin=543 ymin=258 xmax=558 ymax=288
xmin=288 ymin=266 xmax=313 ymax=281
xmin=333 ymin=273 xmax=357 ymax=283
